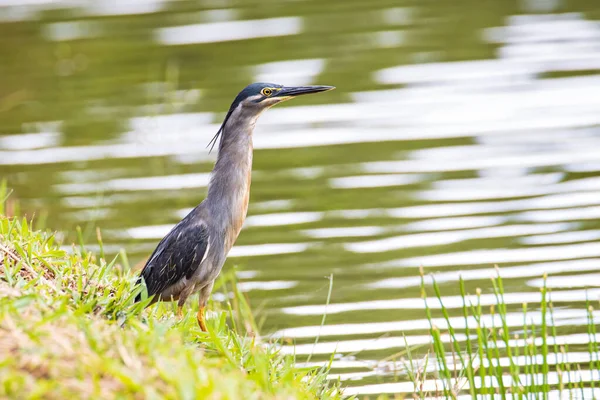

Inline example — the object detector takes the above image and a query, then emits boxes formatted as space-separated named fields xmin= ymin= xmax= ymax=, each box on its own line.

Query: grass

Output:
xmin=399 ymin=266 xmax=600 ymax=399
xmin=0 ymin=185 xmax=343 ymax=399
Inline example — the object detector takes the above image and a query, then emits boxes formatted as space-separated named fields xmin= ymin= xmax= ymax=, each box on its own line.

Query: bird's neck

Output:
xmin=206 ymin=107 xmax=256 ymax=251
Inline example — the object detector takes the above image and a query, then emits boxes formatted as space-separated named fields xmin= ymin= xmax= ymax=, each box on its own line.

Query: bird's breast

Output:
xmin=225 ymin=159 xmax=252 ymax=251
xmin=208 ymin=136 xmax=254 ymax=255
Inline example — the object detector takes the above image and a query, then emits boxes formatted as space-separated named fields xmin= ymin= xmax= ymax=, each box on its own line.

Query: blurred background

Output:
xmin=1 ymin=0 xmax=600 ymax=396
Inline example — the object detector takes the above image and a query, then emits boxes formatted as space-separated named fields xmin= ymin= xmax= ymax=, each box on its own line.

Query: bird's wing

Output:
xmin=139 ymin=221 xmax=210 ymax=298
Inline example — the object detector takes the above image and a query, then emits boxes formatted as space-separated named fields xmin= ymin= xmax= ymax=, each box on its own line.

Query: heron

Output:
xmin=134 ymin=82 xmax=335 ymax=331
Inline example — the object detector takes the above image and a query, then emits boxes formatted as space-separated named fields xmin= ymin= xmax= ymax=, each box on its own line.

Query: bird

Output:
xmin=134 ymin=82 xmax=335 ymax=331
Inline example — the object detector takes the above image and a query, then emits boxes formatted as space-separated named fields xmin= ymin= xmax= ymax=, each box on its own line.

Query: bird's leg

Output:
xmin=197 ymin=282 xmax=214 ymax=332
xmin=197 ymin=307 xmax=207 ymax=332
xmin=177 ymin=293 xmax=190 ymax=320
xmin=176 ymin=289 xmax=195 ymax=320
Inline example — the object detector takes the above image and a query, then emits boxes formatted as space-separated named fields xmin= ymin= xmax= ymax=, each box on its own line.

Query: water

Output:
xmin=1 ymin=1 xmax=600 ymax=397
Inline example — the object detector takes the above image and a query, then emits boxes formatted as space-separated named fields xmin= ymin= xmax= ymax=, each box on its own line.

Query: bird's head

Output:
xmin=233 ymin=82 xmax=335 ymax=110
xmin=208 ymin=82 xmax=335 ymax=151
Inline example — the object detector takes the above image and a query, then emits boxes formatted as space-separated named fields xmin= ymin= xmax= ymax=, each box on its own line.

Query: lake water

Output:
xmin=1 ymin=0 xmax=600 ymax=397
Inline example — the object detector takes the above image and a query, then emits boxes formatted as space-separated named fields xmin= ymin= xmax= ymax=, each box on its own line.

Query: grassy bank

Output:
xmin=0 ymin=195 xmax=342 ymax=399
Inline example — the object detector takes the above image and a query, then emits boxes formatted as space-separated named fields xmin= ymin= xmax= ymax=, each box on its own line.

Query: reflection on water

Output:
xmin=275 ymin=308 xmax=600 ymax=339
xmin=282 ymin=288 xmax=600 ymax=317
xmin=1 ymin=1 xmax=600 ymax=397
xmin=157 ymin=17 xmax=303 ymax=45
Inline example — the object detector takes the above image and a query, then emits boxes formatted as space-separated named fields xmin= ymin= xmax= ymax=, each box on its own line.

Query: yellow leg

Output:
xmin=177 ymin=306 xmax=183 ymax=318
xmin=197 ymin=307 xmax=208 ymax=332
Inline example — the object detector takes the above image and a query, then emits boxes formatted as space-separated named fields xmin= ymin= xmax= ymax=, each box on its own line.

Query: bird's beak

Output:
xmin=275 ymin=85 xmax=335 ymax=99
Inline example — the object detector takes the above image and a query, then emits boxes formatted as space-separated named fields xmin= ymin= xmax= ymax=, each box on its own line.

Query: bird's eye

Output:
xmin=261 ymin=88 xmax=273 ymax=97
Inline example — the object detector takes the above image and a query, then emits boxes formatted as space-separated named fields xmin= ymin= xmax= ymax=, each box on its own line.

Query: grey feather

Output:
xmin=136 ymin=213 xmax=209 ymax=301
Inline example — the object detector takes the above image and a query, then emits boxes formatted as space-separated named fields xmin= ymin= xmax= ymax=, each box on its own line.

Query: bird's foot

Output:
xmin=197 ymin=307 xmax=208 ymax=332
xmin=177 ymin=306 xmax=183 ymax=319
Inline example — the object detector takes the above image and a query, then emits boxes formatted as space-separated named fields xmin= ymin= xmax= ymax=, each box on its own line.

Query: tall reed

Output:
xmin=409 ymin=267 xmax=600 ymax=399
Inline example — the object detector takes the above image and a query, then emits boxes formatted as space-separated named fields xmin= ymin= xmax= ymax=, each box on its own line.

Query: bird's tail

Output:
xmin=134 ymin=275 xmax=144 ymax=303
